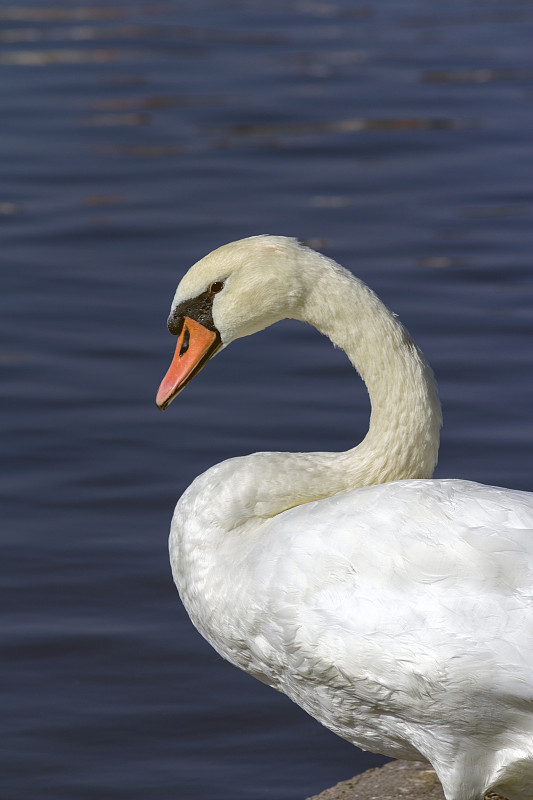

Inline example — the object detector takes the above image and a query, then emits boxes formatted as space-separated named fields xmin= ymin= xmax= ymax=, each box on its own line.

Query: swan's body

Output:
xmin=157 ymin=236 xmax=533 ymax=800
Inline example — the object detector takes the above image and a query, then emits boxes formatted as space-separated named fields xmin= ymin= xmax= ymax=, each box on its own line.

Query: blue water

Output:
xmin=2 ymin=1 xmax=533 ymax=798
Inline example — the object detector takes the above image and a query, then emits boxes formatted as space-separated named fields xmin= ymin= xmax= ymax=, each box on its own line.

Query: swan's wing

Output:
xmin=250 ymin=480 xmax=533 ymax=720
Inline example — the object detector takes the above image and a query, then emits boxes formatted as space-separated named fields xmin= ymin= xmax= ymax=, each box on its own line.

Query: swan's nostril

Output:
xmin=179 ymin=325 xmax=190 ymax=357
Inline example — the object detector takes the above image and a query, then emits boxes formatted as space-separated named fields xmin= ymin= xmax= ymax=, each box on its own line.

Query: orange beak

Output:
xmin=156 ymin=316 xmax=221 ymax=410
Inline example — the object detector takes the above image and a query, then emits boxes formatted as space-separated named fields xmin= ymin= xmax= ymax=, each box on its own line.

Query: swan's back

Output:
xmin=192 ymin=477 xmax=533 ymax=799
xmin=253 ymin=480 xmax=533 ymax=699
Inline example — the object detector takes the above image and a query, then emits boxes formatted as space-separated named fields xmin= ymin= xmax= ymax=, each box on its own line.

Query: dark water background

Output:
xmin=2 ymin=1 xmax=533 ymax=798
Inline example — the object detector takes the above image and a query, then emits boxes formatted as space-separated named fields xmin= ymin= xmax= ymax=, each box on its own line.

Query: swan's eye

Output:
xmin=209 ymin=280 xmax=224 ymax=295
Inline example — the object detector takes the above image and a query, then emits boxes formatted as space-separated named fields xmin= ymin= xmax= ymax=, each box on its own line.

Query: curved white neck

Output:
xmin=297 ymin=252 xmax=441 ymax=489
xmin=179 ymin=252 xmax=442 ymax=534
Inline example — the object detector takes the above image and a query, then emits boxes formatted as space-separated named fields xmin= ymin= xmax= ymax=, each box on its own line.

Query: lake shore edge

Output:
xmin=305 ymin=759 xmax=506 ymax=800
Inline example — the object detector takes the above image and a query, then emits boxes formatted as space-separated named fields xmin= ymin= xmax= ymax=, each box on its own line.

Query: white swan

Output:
xmin=156 ymin=235 xmax=533 ymax=800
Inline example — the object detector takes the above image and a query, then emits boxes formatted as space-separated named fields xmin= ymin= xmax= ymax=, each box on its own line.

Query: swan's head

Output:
xmin=156 ymin=235 xmax=310 ymax=410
